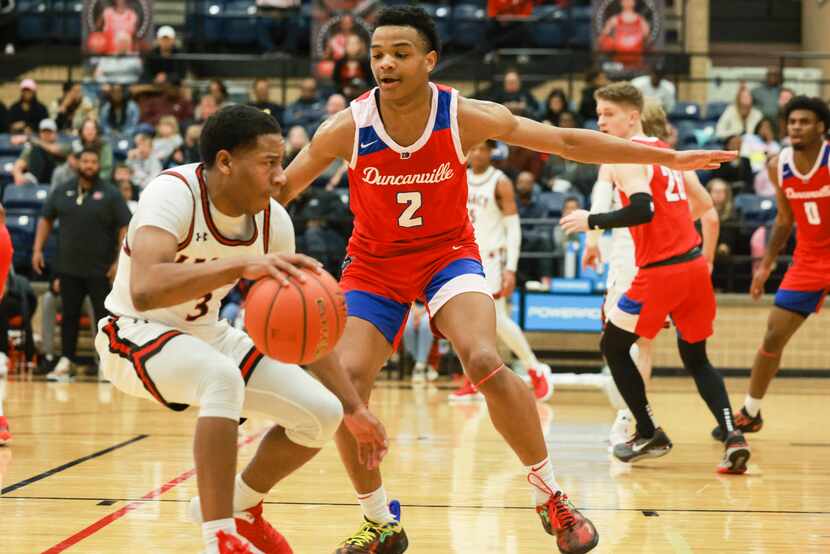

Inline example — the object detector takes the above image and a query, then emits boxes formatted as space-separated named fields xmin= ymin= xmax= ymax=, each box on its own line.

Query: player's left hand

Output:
xmin=559 ymin=209 xmax=591 ymax=234
xmin=500 ymin=270 xmax=516 ymax=298
xmin=343 ymin=405 xmax=389 ymax=471
xmin=668 ymin=150 xmax=738 ymax=171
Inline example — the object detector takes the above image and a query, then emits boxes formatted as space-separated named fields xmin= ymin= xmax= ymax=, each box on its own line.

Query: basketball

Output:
xmin=244 ymin=268 xmax=347 ymax=364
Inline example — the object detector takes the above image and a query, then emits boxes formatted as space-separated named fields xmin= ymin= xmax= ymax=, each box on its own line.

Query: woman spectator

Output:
xmin=208 ymin=79 xmax=232 ymax=109
xmin=708 ymin=178 xmax=739 ymax=290
xmin=710 ymin=135 xmax=755 ymax=193
xmin=50 ymin=82 xmax=96 ymax=133
xmin=152 ymin=115 xmax=183 ymax=164
xmin=73 ymin=119 xmax=113 ymax=182
xmin=542 ymin=88 xmax=570 ymax=126
xmin=99 ymin=84 xmax=139 ymax=137
xmin=170 ymin=124 xmax=202 ymax=166
xmin=741 ymin=117 xmax=781 ymax=175
xmin=716 ymin=86 xmax=763 ymax=140
xmin=284 ymin=125 xmax=309 ymax=166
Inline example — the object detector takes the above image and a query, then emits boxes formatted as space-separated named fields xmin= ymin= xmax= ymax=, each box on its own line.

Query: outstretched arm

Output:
xmin=458 ymin=98 xmax=736 ymax=171
xmin=751 ymin=155 xmax=793 ymax=299
xmin=279 ymin=109 xmax=355 ymax=205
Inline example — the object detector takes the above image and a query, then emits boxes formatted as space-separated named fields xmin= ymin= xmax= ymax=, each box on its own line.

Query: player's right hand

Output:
xmin=750 ymin=262 xmax=772 ymax=300
xmin=32 ymin=250 xmax=45 ymax=274
xmin=240 ymin=253 xmax=323 ymax=285
xmin=343 ymin=405 xmax=389 ymax=471
xmin=582 ymin=245 xmax=601 ymax=270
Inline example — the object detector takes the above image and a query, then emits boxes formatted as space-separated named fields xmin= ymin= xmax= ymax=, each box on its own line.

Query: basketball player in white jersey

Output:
xmin=582 ymin=95 xmax=720 ymax=448
xmin=95 ymin=106 xmax=387 ymax=554
xmin=453 ymin=140 xmax=553 ymax=401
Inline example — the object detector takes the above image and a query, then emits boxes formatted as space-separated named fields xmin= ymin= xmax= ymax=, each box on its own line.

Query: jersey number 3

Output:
xmin=397 ymin=191 xmax=423 ymax=228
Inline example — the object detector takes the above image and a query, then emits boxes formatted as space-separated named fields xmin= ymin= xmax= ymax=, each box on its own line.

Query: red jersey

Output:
xmin=0 ymin=225 xmax=12 ymax=298
xmin=618 ymin=137 xmax=701 ymax=268
xmin=778 ymin=142 xmax=830 ymax=260
xmin=347 ymin=83 xmax=475 ymax=258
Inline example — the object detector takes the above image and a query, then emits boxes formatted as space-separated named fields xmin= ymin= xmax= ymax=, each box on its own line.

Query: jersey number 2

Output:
xmin=660 ymin=167 xmax=687 ymax=202
xmin=397 ymin=192 xmax=423 ymax=228
xmin=804 ymin=201 xmax=822 ymax=225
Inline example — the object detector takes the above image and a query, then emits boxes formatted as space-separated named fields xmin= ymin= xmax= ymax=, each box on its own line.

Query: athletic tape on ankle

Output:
xmin=758 ymin=348 xmax=780 ymax=359
xmin=474 ymin=364 xmax=505 ymax=389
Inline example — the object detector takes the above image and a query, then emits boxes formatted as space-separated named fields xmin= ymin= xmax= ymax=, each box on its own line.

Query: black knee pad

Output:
xmin=600 ymin=323 xmax=638 ymax=364
xmin=677 ymin=336 xmax=711 ymax=372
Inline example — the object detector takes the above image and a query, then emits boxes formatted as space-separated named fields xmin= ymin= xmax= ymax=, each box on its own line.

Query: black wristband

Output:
xmin=587 ymin=192 xmax=654 ymax=230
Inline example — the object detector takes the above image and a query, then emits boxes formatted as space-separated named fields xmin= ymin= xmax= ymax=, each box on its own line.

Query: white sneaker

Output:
xmin=608 ymin=409 xmax=634 ymax=451
xmin=528 ymin=363 xmax=554 ymax=402
xmin=411 ymin=367 xmax=426 ymax=384
xmin=46 ymin=357 xmax=72 ymax=381
xmin=426 ymin=366 xmax=439 ymax=382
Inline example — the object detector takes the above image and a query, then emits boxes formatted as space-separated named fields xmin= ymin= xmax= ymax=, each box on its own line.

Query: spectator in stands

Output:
xmin=208 ymin=79 xmax=232 ymax=109
xmin=0 ymin=99 xmax=7 ymax=133
xmin=716 ymin=85 xmax=763 ymax=140
xmin=143 ymin=25 xmax=185 ymax=85
xmin=707 ymin=178 xmax=739 ymax=289
xmin=285 ymin=125 xmax=309 ymax=167
xmin=515 ymin=171 xmax=554 ymax=286
xmin=141 ymin=82 xmax=195 ymax=126
xmin=341 ymin=77 xmax=370 ymax=103
xmin=73 ymin=119 xmax=113 ymax=182
xmin=283 ymin=78 xmax=325 ymax=135
xmin=631 ymin=66 xmax=676 ymax=113
xmin=12 ymin=119 xmax=65 ymax=185
xmin=776 ymin=87 xmax=795 ymax=141
xmin=32 ymin=147 xmax=131 ymax=380
xmin=289 ymin=189 xmax=349 ymax=277
xmin=170 ymin=123 xmax=202 ymax=166
xmin=540 ymin=111 xmax=598 ymax=197
xmin=578 ymin=68 xmax=608 ymax=122
xmin=491 ymin=68 xmax=539 ymax=119
xmin=51 ymin=143 xmax=81 ymax=191
xmin=194 ymin=93 xmax=219 ymax=124
xmin=51 ymin=82 xmax=96 ymax=133
xmin=114 ymin=164 xmax=138 ymax=213
xmin=8 ymin=79 xmax=49 ymax=134
xmin=710 ymin=135 xmax=754 ymax=193
xmin=741 ymin=117 xmax=781 ymax=174
xmin=126 ymin=132 xmax=162 ymax=190
xmin=542 ymin=88 xmax=570 ymax=126
xmin=36 ymin=280 xmax=96 ymax=375
xmin=553 ymin=196 xmax=583 ymax=251
xmin=249 ymin=78 xmax=283 ymax=125
xmin=152 ymin=115 xmax=183 ymax=164
xmin=332 ymin=34 xmax=373 ymax=97
xmin=498 ymin=144 xmax=543 ymax=182
xmin=752 ymin=67 xmax=782 ymax=121
xmin=99 ymin=84 xmax=139 ymax=137
xmin=94 ymin=31 xmax=143 ymax=85
xmin=403 ymin=301 xmax=437 ymax=383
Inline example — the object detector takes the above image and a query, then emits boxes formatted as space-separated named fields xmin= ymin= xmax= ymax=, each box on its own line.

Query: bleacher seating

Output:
xmin=6 ymin=209 xmax=37 ymax=273
xmin=530 ymin=6 xmax=567 ymax=49
xmin=420 ymin=4 xmax=452 ymax=47
xmin=451 ymin=3 xmax=488 ymax=50
xmin=3 ymin=184 xmax=49 ymax=211
xmin=539 ymin=191 xmax=565 ymax=217
xmin=0 ymin=135 xmax=23 ymax=157
xmin=705 ymin=101 xmax=729 ymax=122
xmin=669 ymin=102 xmax=702 ymax=122
xmin=735 ymin=193 xmax=776 ymax=227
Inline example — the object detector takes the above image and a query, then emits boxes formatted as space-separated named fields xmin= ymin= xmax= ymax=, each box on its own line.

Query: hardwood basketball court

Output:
xmin=1 ymin=375 xmax=828 ymax=553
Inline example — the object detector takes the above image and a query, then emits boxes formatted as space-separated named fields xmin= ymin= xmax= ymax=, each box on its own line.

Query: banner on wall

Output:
xmin=83 ymin=0 xmax=154 ymax=55
xmin=311 ymin=1 xmax=376 ymax=98
xmin=522 ymin=293 xmax=604 ymax=333
xmin=592 ymin=0 xmax=664 ymax=69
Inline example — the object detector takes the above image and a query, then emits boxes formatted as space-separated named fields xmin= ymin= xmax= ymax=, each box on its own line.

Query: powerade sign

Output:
xmin=522 ymin=293 xmax=603 ymax=332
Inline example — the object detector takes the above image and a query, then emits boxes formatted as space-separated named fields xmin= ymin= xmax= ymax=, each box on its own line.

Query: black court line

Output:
xmin=791 ymin=442 xmax=830 ymax=447
xmin=3 ymin=495 xmax=830 ymax=516
xmin=9 ymin=408 xmax=161 ymax=419
xmin=0 ymin=434 xmax=148 ymax=495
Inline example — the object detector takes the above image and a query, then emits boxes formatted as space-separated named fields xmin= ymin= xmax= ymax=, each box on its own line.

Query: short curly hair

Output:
xmin=784 ymin=96 xmax=830 ymax=132
xmin=375 ymin=5 xmax=440 ymax=55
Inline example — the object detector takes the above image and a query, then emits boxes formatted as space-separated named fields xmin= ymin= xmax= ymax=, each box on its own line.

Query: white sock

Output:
xmin=414 ymin=361 xmax=426 ymax=372
xmin=744 ymin=395 xmax=762 ymax=417
xmin=495 ymin=299 xmax=539 ymax=368
xmin=357 ymin=485 xmax=395 ymax=523
xmin=235 ymin=473 xmax=266 ymax=512
xmin=202 ymin=518 xmax=237 ymax=552
xmin=525 ymin=457 xmax=561 ymax=506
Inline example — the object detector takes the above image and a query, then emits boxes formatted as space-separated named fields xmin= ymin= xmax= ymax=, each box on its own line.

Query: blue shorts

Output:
xmin=344 ymin=258 xmax=489 ymax=346
xmin=774 ymin=288 xmax=828 ymax=317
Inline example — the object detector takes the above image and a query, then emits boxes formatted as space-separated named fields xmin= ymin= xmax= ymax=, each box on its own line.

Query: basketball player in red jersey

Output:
xmin=561 ymin=83 xmax=750 ymax=475
xmin=711 ymin=96 xmax=830 ymax=442
xmin=280 ymin=7 xmax=735 ymax=553
xmin=0 ymin=204 xmax=13 ymax=445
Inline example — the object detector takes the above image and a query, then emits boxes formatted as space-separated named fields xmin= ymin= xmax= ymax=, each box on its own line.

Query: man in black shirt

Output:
xmin=248 ymin=78 xmax=283 ymax=126
xmin=12 ymin=118 xmax=66 ymax=185
xmin=8 ymin=79 xmax=49 ymax=134
xmin=142 ymin=25 xmax=186 ymax=85
xmin=32 ymin=147 xmax=132 ymax=379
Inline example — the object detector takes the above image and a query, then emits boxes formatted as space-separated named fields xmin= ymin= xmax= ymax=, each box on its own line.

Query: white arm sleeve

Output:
xmin=131 ymin=174 xmax=194 ymax=242
xmin=587 ymin=179 xmax=614 ymax=247
xmin=503 ymin=214 xmax=521 ymax=272
xmin=268 ymin=200 xmax=296 ymax=255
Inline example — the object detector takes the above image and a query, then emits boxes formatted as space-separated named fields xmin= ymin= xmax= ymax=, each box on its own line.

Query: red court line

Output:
xmin=42 ymin=431 xmax=264 ymax=554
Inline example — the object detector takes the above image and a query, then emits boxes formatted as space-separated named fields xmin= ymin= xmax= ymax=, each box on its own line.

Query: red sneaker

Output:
xmin=216 ymin=530 xmax=264 ymax=554
xmin=536 ymin=491 xmax=599 ymax=554
xmin=448 ymin=377 xmax=483 ymax=401
xmin=0 ymin=416 xmax=11 ymax=445
xmin=235 ymin=502 xmax=292 ymax=554
xmin=528 ymin=364 xmax=554 ymax=402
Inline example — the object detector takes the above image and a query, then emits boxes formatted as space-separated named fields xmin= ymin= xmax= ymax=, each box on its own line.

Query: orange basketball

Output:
xmin=244 ymin=268 xmax=347 ymax=365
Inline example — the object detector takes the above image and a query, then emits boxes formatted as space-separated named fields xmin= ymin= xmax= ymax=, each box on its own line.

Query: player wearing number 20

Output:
xmin=710 ymin=96 xmax=830 ymax=443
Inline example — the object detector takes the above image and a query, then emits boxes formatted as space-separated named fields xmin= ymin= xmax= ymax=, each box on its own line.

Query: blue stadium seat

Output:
xmin=451 ymin=4 xmax=487 ymax=50
xmin=705 ymin=101 xmax=729 ymax=122
xmin=5 ymin=209 xmax=38 ymax=272
xmin=420 ymin=4 xmax=452 ymax=47
xmin=568 ymin=5 xmax=593 ymax=48
xmin=530 ymin=6 xmax=567 ymax=48
xmin=224 ymin=0 xmax=258 ymax=46
xmin=0 ymin=157 xmax=16 ymax=186
xmin=3 ymin=184 xmax=50 ymax=211
xmin=734 ymin=193 xmax=776 ymax=227
xmin=0 ymin=135 xmax=23 ymax=156
xmin=15 ymin=0 xmax=53 ymax=42
xmin=539 ymin=191 xmax=565 ymax=217
xmin=669 ymin=102 xmax=702 ymax=122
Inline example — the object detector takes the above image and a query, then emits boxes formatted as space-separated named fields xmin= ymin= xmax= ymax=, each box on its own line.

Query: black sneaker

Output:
xmin=717 ymin=430 xmax=751 ymax=474
xmin=334 ymin=518 xmax=408 ymax=553
xmin=612 ymin=427 xmax=673 ymax=463
xmin=711 ymin=407 xmax=763 ymax=442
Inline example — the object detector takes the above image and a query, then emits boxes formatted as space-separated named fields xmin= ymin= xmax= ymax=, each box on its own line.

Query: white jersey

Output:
xmin=467 ymin=166 xmax=507 ymax=254
xmin=609 ymin=187 xmax=636 ymax=273
xmin=105 ymin=163 xmax=295 ymax=340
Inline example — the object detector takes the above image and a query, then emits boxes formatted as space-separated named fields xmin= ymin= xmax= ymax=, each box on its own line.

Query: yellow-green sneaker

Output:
xmin=334 ymin=518 xmax=408 ymax=553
